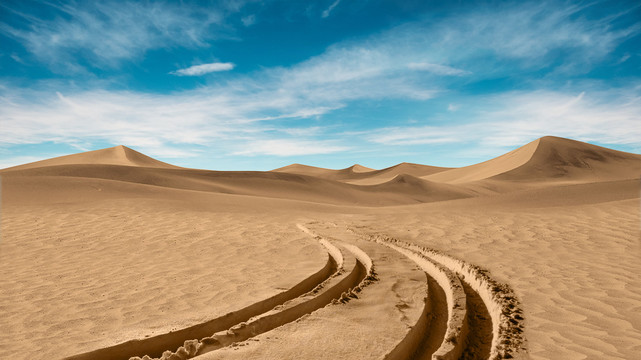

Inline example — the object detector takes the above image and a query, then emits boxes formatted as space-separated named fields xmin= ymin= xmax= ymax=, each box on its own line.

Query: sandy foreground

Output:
xmin=1 ymin=136 xmax=640 ymax=360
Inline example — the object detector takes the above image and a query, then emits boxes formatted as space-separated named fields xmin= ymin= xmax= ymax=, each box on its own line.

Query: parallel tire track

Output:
xmin=368 ymin=234 xmax=525 ymax=360
xmin=130 ymin=226 xmax=375 ymax=360
xmin=63 ymin=236 xmax=341 ymax=360
xmin=379 ymin=240 xmax=469 ymax=360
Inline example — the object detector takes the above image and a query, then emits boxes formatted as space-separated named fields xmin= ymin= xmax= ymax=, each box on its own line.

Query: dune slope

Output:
xmin=2 ymin=145 xmax=180 ymax=171
xmin=425 ymin=136 xmax=641 ymax=184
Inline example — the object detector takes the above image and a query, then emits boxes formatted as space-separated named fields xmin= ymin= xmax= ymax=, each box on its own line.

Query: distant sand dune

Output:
xmin=3 ymin=145 xmax=180 ymax=171
xmin=425 ymin=136 xmax=641 ymax=184
xmin=1 ymin=164 xmax=469 ymax=206
xmin=274 ymin=162 xmax=449 ymax=185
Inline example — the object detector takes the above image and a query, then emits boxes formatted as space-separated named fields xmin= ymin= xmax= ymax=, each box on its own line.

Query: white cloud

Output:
xmin=450 ymin=2 xmax=638 ymax=69
xmin=0 ymin=83 xmax=349 ymax=160
xmin=241 ymin=14 xmax=256 ymax=27
xmin=234 ymin=139 xmax=349 ymax=156
xmin=1 ymin=2 xmax=639 ymax=163
xmin=0 ymin=1 xmax=224 ymax=71
xmin=171 ymin=62 xmax=235 ymax=76
xmin=0 ymin=155 xmax=65 ymax=170
xmin=478 ymin=89 xmax=641 ymax=147
xmin=366 ymin=126 xmax=463 ymax=146
xmin=322 ymin=0 xmax=341 ymax=18
xmin=365 ymin=87 xmax=641 ymax=149
xmin=408 ymin=62 xmax=470 ymax=76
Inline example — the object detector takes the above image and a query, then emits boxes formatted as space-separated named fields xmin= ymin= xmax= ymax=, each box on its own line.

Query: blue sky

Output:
xmin=1 ymin=0 xmax=640 ymax=170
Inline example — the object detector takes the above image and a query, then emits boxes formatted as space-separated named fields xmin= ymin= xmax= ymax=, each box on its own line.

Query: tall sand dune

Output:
xmin=425 ymin=136 xmax=641 ymax=184
xmin=2 ymin=145 xmax=180 ymax=171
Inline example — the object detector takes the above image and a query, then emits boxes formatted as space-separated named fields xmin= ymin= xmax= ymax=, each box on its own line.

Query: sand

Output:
xmin=1 ymin=135 xmax=639 ymax=360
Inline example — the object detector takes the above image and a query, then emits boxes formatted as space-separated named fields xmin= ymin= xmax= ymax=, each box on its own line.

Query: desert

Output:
xmin=1 ymin=136 xmax=640 ymax=360
xmin=2 ymin=1 xmax=640 ymax=359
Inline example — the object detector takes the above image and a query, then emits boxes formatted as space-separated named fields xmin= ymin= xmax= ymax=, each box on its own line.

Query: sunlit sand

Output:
xmin=1 ymin=136 xmax=639 ymax=360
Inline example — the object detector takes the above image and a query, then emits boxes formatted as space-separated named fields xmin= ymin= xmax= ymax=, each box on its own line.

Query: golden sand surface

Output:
xmin=1 ymin=136 xmax=639 ymax=360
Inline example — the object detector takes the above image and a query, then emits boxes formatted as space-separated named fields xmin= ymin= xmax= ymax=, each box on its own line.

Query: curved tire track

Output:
xmin=63 ymin=235 xmax=341 ymax=360
xmin=379 ymin=239 xmax=469 ymax=360
xmin=368 ymin=234 xmax=525 ymax=360
xmin=131 ymin=226 xmax=375 ymax=360
xmin=190 ymin=242 xmax=369 ymax=358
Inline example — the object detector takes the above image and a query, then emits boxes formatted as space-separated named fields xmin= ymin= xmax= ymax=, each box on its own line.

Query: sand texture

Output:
xmin=1 ymin=136 xmax=640 ymax=360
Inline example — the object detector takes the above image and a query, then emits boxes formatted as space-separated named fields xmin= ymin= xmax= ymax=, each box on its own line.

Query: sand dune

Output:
xmin=492 ymin=136 xmax=641 ymax=182
xmin=1 ymin=164 xmax=468 ymax=206
xmin=1 ymin=136 xmax=639 ymax=360
xmin=3 ymin=145 xmax=180 ymax=171
xmin=363 ymin=174 xmax=474 ymax=202
xmin=425 ymin=136 xmax=641 ymax=184
xmin=273 ymin=163 xmax=374 ymax=180
xmin=274 ymin=162 xmax=449 ymax=185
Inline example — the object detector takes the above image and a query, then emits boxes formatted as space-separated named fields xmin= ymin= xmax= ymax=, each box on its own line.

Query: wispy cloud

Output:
xmin=366 ymin=87 xmax=641 ymax=149
xmin=233 ymin=139 xmax=349 ymax=156
xmin=241 ymin=14 xmax=256 ymax=27
xmin=1 ymin=1 xmax=639 ymax=166
xmin=322 ymin=0 xmax=341 ymax=18
xmin=408 ymin=62 xmax=470 ymax=76
xmin=0 ymin=155 xmax=65 ymax=170
xmin=0 ymin=83 xmax=348 ymax=160
xmin=444 ymin=2 xmax=640 ymax=71
xmin=171 ymin=62 xmax=235 ymax=76
xmin=0 ymin=1 xmax=224 ymax=72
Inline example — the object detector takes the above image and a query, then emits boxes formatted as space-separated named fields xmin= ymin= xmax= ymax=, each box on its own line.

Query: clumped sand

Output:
xmin=1 ymin=136 xmax=639 ymax=360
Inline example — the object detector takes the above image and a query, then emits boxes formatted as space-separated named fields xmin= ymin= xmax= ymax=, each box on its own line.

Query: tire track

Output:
xmin=63 ymin=236 xmax=341 ymax=360
xmin=460 ymin=282 xmax=492 ymax=360
xmin=188 ymin=243 xmax=368 ymax=358
xmin=383 ymin=275 xmax=448 ymax=360
xmin=378 ymin=239 xmax=469 ymax=360
xmin=129 ymin=226 xmax=375 ymax=360
xmin=366 ymin=234 xmax=525 ymax=360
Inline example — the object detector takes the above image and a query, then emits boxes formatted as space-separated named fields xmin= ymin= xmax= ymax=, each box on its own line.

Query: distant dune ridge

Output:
xmin=3 ymin=135 xmax=638 ymax=206
xmin=1 ymin=135 xmax=640 ymax=360
xmin=425 ymin=136 xmax=641 ymax=184
xmin=3 ymin=145 xmax=180 ymax=171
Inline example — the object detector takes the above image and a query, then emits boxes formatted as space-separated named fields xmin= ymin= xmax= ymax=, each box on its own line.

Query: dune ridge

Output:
xmin=2 ymin=145 xmax=180 ymax=171
xmin=425 ymin=136 xmax=641 ymax=184
xmin=274 ymin=162 xmax=449 ymax=185
xmin=1 ymin=164 xmax=470 ymax=206
xmin=272 ymin=163 xmax=374 ymax=179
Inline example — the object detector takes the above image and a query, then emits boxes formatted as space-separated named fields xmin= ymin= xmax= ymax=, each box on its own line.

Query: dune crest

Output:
xmin=493 ymin=135 xmax=641 ymax=182
xmin=2 ymin=145 xmax=180 ymax=171
xmin=424 ymin=139 xmax=541 ymax=184
xmin=345 ymin=162 xmax=450 ymax=185
xmin=425 ymin=136 xmax=641 ymax=184
xmin=273 ymin=163 xmax=375 ymax=180
xmin=275 ymin=161 xmax=449 ymax=185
